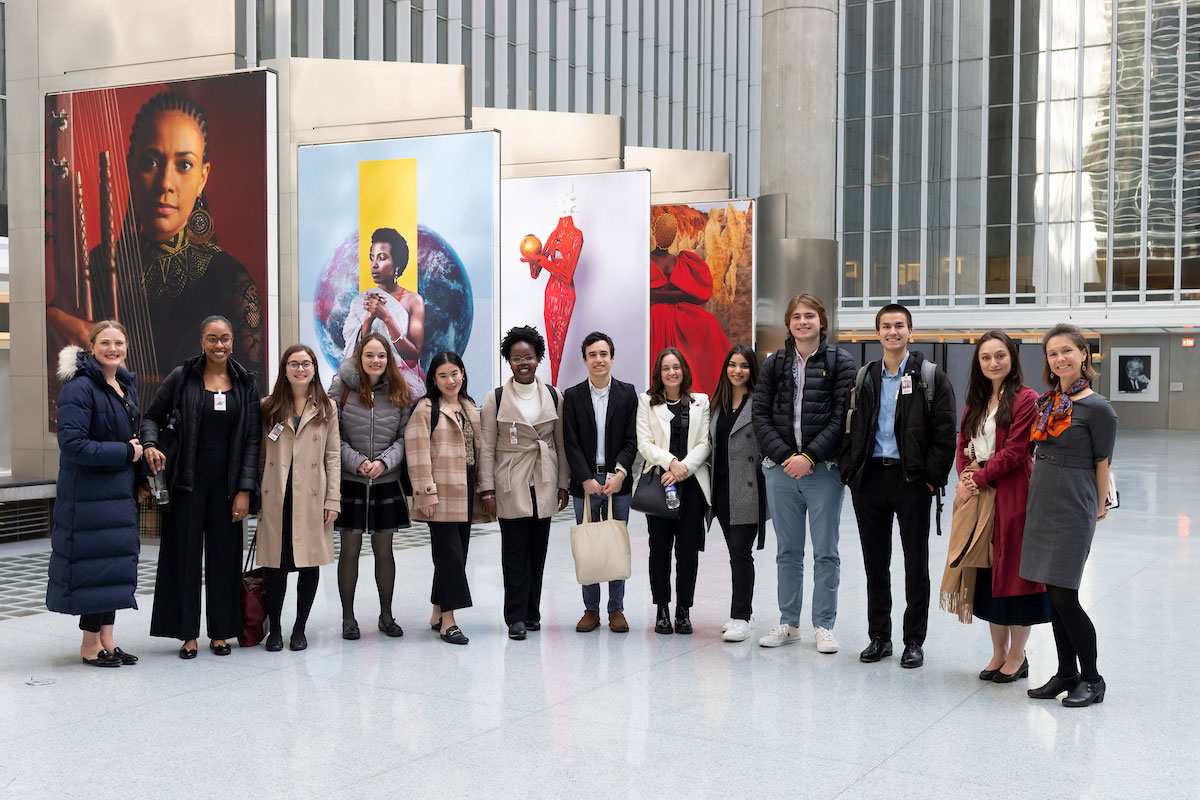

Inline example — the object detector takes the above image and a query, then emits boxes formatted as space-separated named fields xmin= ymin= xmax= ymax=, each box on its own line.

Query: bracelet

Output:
xmin=800 ymin=453 xmax=815 ymax=467
xmin=392 ymin=332 xmax=405 ymax=345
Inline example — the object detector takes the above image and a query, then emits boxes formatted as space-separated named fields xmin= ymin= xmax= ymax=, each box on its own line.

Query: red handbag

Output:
xmin=239 ymin=532 xmax=267 ymax=647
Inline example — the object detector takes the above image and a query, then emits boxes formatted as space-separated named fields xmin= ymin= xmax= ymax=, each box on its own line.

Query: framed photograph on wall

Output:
xmin=1109 ymin=347 xmax=1160 ymax=402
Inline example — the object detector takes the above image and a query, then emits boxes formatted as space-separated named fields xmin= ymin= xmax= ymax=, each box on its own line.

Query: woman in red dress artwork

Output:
xmin=649 ymin=212 xmax=731 ymax=395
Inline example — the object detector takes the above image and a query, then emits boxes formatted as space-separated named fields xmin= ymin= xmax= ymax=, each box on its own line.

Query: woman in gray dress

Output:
xmin=1020 ymin=323 xmax=1117 ymax=708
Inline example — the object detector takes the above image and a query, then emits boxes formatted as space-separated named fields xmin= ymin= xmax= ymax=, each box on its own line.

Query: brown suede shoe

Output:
xmin=576 ymin=610 xmax=602 ymax=632
xmin=608 ymin=611 xmax=630 ymax=633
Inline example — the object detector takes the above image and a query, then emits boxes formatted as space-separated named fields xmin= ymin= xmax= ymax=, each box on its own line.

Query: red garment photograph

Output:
xmin=649 ymin=249 xmax=731 ymax=395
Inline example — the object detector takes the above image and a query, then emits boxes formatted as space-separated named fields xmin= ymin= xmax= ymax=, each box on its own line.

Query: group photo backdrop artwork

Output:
xmin=649 ymin=199 xmax=755 ymax=396
xmin=499 ymin=171 xmax=650 ymax=390
xmin=297 ymin=131 xmax=499 ymax=397
xmin=43 ymin=71 xmax=273 ymax=428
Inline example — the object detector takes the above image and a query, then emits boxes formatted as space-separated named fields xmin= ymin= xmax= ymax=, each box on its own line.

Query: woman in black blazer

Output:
xmin=708 ymin=345 xmax=768 ymax=643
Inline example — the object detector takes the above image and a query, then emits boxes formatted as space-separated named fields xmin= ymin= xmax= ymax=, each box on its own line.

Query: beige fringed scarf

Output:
xmin=939 ymin=458 xmax=996 ymax=623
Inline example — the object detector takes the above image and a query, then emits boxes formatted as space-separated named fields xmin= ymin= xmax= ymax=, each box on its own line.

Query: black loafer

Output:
xmin=289 ymin=632 xmax=308 ymax=651
xmin=508 ymin=621 xmax=527 ymax=640
xmin=179 ymin=645 xmax=198 ymax=660
xmin=654 ymin=605 xmax=673 ymax=635
xmin=1062 ymin=677 xmax=1106 ymax=707
xmin=209 ymin=640 xmax=232 ymax=656
xmin=82 ymin=649 xmax=121 ymax=668
xmin=673 ymin=607 xmax=693 ymax=635
xmin=1028 ymin=672 xmax=1081 ymax=700
xmin=378 ymin=617 xmax=404 ymax=638
xmin=900 ymin=642 xmax=924 ymax=669
xmin=430 ymin=618 xmax=443 ymax=631
xmin=111 ymin=647 xmax=138 ymax=665
xmin=523 ymin=620 xmax=541 ymax=631
xmin=440 ymin=625 xmax=469 ymax=645
xmin=992 ymin=657 xmax=1029 ymax=683
xmin=859 ymin=637 xmax=893 ymax=662
xmin=342 ymin=620 xmax=361 ymax=640
xmin=265 ymin=629 xmax=284 ymax=652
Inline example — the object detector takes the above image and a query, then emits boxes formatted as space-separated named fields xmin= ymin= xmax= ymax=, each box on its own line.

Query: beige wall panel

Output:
xmin=10 ymin=376 xmax=48 ymax=449
xmin=1168 ymin=337 xmax=1200 ymax=431
xmin=624 ymin=146 xmax=730 ymax=196
xmin=500 ymin=159 xmax=623 ymax=178
xmin=9 ymin=301 xmax=47 ymax=378
xmin=5 ymin=78 xmax=41 ymax=155
xmin=472 ymin=106 xmax=622 ymax=167
xmin=651 ymin=190 xmax=738 ymax=204
xmin=8 ymin=153 xmax=44 ymax=231
xmin=282 ymin=119 xmax=469 ymax=177
xmin=12 ymin=449 xmax=45 ymax=478
xmin=8 ymin=228 xmax=44 ymax=301
xmin=38 ymin=56 xmax=243 ymax=94
xmin=5 ymin=1 xmax=39 ymax=82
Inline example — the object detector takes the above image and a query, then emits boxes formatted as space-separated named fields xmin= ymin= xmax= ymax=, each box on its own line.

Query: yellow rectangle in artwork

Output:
xmin=358 ymin=158 xmax=419 ymax=293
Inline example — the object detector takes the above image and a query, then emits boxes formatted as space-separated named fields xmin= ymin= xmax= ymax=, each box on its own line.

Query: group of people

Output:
xmin=47 ymin=293 xmax=1116 ymax=709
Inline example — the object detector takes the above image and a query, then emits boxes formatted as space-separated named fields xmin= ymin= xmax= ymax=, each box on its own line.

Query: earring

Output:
xmin=188 ymin=193 xmax=215 ymax=245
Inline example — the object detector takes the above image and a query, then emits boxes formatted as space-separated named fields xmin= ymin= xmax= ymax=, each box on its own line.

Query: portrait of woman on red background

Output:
xmin=44 ymin=71 xmax=273 ymax=427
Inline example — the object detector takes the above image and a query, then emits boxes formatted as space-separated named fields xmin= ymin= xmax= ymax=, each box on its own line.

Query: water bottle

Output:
xmin=148 ymin=470 xmax=170 ymax=506
xmin=665 ymin=484 xmax=680 ymax=510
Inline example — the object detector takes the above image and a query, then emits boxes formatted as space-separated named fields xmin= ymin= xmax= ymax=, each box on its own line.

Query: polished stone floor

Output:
xmin=1 ymin=430 xmax=1195 ymax=799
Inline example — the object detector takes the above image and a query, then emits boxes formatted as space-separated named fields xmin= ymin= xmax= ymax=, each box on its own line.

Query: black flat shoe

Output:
xmin=265 ymin=629 xmax=284 ymax=652
xmin=289 ymin=632 xmax=308 ymax=651
xmin=440 ymin=625 xmax=469 ymax=645
xmin=1062 ymin=677 xmax=1106 ymax=707
xmin=859 ymin=637 xmax=892 ymax=662
xmin=992 ymin=657 xmax=1030 ymax=683
xmin=523 ymin=620 xmax=541 ymax=631
xmin=342 ymin=620 xmax=361 ymax=640
xmin=430 ymin=619 xmax=443 ymax=631
xmin=508 ymin=621 xmax=527 ymax=640
xmin=209 ymin=640 xmax=232 ymax=656
xmin=654 ymin=605 xmax=673 ymax=635
xmin=378 ymin=616 xmax=404 ymax=638
xmin=900 ymin=642 xmax=924 ymax=669
xmin=179 ymin=646 xmax=198 ymax=660
xmin=1028 ymin=672 xmax=1081 ymax=700
xmin=673 ymin=607 xmax=693 ymax=635
xmin=82 ymin=649 xmax=121 ymax=668
xmin=111 ymin=647 xmax=138 ymax=665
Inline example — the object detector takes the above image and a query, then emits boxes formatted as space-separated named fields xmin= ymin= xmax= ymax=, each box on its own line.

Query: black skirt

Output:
xmin=972 ymin=568 xmax=1052 ymax=626
xmin=334 ymin=478 xmax=410 ymax=534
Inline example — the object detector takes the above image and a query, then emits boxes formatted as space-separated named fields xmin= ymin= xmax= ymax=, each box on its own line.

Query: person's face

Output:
xmin=977 ymin=339 xmax=1012 ymax=385
xmin=660 ymin=354 xmax=684 ymax=390
xmin=508 ymin=341 xmax=539 ymax=383
xmin=584 ymin=341 xmax=613 ymax=382
xmin=1045 ymin=335 xmax=1086 ymax=385
xmin=370 ymin=242 xmax=396 ymax=286
xmin=90 ymin=326 xmax=127 ymax=369
xmin=876 ymin=312 xmax=912 ymax=353
xmin=201 ymin=321 xmax=233 ymax=365
xmin=1125 ymin=360 xmax=1143 ymax=380
xmin=435 ymin=362 xmax=463 ymax=397
xmin=788 ymin=303 xmax=821 ymax=344
xmin=361 ymin=341 xmax=389 ymax=379
xmin=129 ymin=111 xmax=210 ymax=243
xmin=285 ymin=350 xmax=315 ymax=389
xmin=726 ymin=353 xmax=751 ymax=388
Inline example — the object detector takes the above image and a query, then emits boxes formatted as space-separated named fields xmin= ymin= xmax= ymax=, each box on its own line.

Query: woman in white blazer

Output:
xmin=637 ymin=347 xmax=712 ymax=635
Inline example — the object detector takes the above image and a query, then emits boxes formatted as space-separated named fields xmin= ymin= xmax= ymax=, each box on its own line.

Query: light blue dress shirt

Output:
xmin=872 ymin=353 xmax=910 ymax=459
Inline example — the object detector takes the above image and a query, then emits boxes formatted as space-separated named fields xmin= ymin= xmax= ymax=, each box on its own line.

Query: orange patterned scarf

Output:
xmin=1030 ymin=377 xmax=1090 ymax=441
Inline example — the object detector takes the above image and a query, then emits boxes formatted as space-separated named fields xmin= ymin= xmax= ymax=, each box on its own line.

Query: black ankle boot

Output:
xmin=674 ymin=607 xmax=693 ymax=634
xmin=654 ymin=605 xmax=673 ymax=635
xmin=1062 ymin=676 xmax=1105 ymax=707
xmin=1027 ymin=672 xmax=1081 ymax=700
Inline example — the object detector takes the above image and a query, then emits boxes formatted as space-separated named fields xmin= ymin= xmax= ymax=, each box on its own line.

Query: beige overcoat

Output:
xmin=406 ymin=397 xmax=493 ymax=524
xmin=256 ymin=398 xmax=341 ymax=568
xmin=478 ymin=379 xmax=570 ymax=520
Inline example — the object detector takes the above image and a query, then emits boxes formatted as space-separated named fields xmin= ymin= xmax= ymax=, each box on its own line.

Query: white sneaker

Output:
xmin=722 ymin=616 xmax=754 ymax=642
xmin=814 ymin=627 xmax=839 ymax=654
xmin=721 ymin=618 xmax=735 ymax=633
xmin=758 ymin=624 xmax=803 ymax=647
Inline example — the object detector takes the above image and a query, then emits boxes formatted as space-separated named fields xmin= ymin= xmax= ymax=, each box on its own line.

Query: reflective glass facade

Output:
xmin=838 ymin=0 xmax=1200 ymax=314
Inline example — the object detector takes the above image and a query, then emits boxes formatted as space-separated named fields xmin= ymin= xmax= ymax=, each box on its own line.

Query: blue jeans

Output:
xmin=574 ymin=473 xmax=630 ymax=613
xmin=764 ymin=460 xmax=846 ymax=629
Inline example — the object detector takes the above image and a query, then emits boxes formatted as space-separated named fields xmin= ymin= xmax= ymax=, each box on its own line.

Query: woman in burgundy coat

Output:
xmin=955 ymin=331 xmax=1051 ymax=683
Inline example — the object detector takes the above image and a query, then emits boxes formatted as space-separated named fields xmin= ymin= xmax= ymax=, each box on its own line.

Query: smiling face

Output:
xmin=129 ymin=111 xmax=210 ymax=243
xmin=1045 ymin=334 xmax=1086 ymax=386
xmin=285 ymin=348 xmax=315 ymax=389
xmin=726 ymin=353 xmax=751 ymax=387
xmin=876 ymin=311 xmax=912 ymax=354
xmin=370 ymin=242 xmax=396 ymax=287
xmin=660 ymin=353 xmax=683 ymax=391
xmin=361 ymin=340 xmax=389 ymax=380
xmin=200 ymin=320 xmax=233 ymax=366
xmin=584 ymin=340 xmax=613 ymax=383
xmin=434 ymin=362 xmax=463 ymax=399
xmin=508 ymin=340 xmax=539 ymax=384
xmin=90 ymin=326 xmax=127 ymax=370
xmin=977 ymin=339 xmax=1012 ymax=387
xmin=788 ymin=303 xmax=821 ymax=346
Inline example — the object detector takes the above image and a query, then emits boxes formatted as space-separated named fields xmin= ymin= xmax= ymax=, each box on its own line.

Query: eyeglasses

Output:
xmin=287 ymin=361 xmax=315 ymax=370
xmin=204 ymin=335 xmax=234 ymax=345
xmin=509 ymin=355 xmax=538 ymax=365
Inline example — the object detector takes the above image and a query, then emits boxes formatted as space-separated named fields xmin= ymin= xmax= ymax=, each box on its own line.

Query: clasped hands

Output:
xmin=955 ymin=469 xmax=981 ymax=503
xmin=659 ymin=459 xmax=689 ymax=486
xmin=583 ymin=472 xmax=625 ymax=497
xmin=358 ymin=459 xmax=386 ymax=480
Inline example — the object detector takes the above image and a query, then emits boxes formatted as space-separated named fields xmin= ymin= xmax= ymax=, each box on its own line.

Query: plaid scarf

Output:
xmin=1030 ymin=377 xmax=1091 ymax=441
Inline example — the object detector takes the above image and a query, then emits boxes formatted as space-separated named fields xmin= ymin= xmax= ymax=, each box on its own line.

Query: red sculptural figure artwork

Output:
xmin=521 ymin=214 xmax=583 ymax=385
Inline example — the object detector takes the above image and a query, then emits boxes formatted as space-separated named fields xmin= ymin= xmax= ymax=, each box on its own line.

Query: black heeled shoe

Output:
xmin=978 ymin=667 xmax=1000 ymax=681
xmin=265 ymin=628 xmax=284 ymax=652
xmin=378 ymin=615 xmax=404 ymax=638
xmin=673 ymin=607 xmax=693 ymax=635
xmin=1062 ymin=677 xmax=1105 ymax=707
xmin=111 ymin=647 xmax=138 ymax=665
xmin=1027 ymin=672 xmax=1081 ymax=700
xmin=992 ymin=657 xmax=1029 ymax=683
xmin=654 ymin=605 xmax=673 ymax=635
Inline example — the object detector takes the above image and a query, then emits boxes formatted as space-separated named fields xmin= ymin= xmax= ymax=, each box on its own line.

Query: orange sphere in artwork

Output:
xmin=520 ymin=234 xmax=542 ymax=257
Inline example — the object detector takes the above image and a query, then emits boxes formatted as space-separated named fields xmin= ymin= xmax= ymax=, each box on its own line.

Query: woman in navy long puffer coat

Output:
xmin=47 ymin=321 xmax=147 ymax=667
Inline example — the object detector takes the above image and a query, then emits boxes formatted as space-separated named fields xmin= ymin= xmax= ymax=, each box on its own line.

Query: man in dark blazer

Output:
xmin=562 ymin=331 xmax=639 ymax=633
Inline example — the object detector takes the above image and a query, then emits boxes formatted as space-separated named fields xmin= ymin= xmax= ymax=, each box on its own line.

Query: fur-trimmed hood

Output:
xmin=56 ymin=345 xmax=135 ymax=388
xmin=336 ymin=357 xmax=393 ymax=394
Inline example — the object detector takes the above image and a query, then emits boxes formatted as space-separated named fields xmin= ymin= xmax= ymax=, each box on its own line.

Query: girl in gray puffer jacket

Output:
xmin=329 ymin=332 xmax=413 ymax=641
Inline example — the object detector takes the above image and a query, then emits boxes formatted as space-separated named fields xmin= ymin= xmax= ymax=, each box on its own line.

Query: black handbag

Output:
xmin=631 ymin=466 xmax=681 ymax=519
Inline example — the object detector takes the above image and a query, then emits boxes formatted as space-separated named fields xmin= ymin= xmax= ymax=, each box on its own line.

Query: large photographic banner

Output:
xmin=44 ymin=71 xmax=275 ymax=427
xmin=500 ymin=171 xmax=650 ymax=390
xmin=649 ymin=200 xmax=755 ymax=396
xmin=298 ymin=131 xmax=499 ymax=398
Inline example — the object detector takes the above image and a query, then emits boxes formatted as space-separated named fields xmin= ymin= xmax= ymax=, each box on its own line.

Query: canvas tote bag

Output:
xmin=569 ymin=495 xmax=632 ymax=585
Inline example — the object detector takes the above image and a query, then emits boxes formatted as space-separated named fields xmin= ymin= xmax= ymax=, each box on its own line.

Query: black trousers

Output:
xmin=79 ymin=611 xmax=116 ymax=632
xmin=851 ymin=461 xmax=933 ymax=645
xmin=150 ymin=451 xmax=243 ymax=641
xmin=429 ymin=521 xmax=473 ymax=611
xmin=716 ymin=517 xmax=757 ymax=621
xmin=500 ymin=488 xmax=552 ymax=624
xmin=647 ymin=479 xmax=706 ymax=608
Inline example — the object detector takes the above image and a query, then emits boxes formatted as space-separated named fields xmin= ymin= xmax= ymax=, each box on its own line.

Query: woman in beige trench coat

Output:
xmin=257 ymin=344 xmax=341 ymax=652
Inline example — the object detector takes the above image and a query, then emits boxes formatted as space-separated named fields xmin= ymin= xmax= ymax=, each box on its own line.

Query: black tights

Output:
xmin=1047 ymin=584 xmax=1100 ymax=681
xmin=265 ymin=567 xmax=319 ymax=635
xmin=337 ymin=533 xmax=397 ymax=623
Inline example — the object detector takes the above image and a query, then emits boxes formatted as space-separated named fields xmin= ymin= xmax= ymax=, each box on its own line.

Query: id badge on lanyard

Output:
xmin=509 ymin=423 xmax=519 ymax=445
xmin=214 ymin=391 xmax=228 ymax=411
xmin=267 ymin=422 xmax=285 ymax=441
xmin=900 ymin=375 xmax=913 ymax=396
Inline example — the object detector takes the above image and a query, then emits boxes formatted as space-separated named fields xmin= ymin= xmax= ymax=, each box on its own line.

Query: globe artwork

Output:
xmin=312 ymin=224 xmax=474 ymax=372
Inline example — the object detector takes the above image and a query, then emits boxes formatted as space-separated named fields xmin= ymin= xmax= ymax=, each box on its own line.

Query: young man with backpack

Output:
xmin=839 ymin=304 xmax=956 ymax=669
